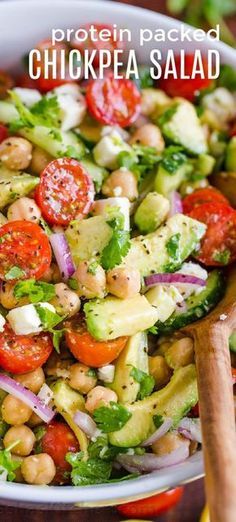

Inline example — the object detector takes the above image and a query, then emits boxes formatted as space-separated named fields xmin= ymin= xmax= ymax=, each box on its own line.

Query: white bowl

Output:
xmin=0 ymin=0 xmax=235 ymax=509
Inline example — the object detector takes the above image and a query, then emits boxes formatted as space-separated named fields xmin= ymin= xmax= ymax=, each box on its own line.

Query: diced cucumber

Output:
xmin=20 ymin=126 xmax=86 ymax=160
xmin=0 ymin=101 xmax=19 ymax=123
xmin=155 ymin=163 xmax=192 ymax=196
xmin=80 ymin=157 xmax=108 ymax=191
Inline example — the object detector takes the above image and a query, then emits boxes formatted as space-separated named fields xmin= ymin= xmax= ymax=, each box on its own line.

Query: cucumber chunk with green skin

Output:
xmin=122 ymin=213 xmax=206 ymax=278
xmin=134 ymin=192 xmax=170 ymax=233
xmin=80 ymin=157 xmax=108 ymax=192
xmin=0 ymin=170 xmax=39 ymax=210
xmin=109 ymin=364 xmax=198 ymax=447
xmin=226 ymin=137 xmax=236 ymax=172
xmin=158 ymin=101 xmax=208 ymax=155
xmin=20 ymin=126 xmax=86 ymax=160
xmin=154 ymin=270 xmax=224 ymax=335
xmin=154 ymin=163 xmax=193 ymax=196
xmin=0 ymin=101 xmax=19 ymax=123
xmin=84 ymin=295 xmax=159 ymax=341
xmin=110 ymin=332 xmax=149 ymax=404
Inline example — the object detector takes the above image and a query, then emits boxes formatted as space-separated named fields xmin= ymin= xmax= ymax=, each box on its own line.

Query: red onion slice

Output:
xmin=50 ymin=233 xmax=75 ymax=281
xmin=169 ymin=191 xmax=183 ymax=217
xmin=144 ymin=273 xmax=207 ymax=288
xmin=141 ymin=417 xmax=173 ymax=447
xmin=73 ymin=410 xmax=98 ymax=439
xmin=117 ymin=443 xmax=189 ymax=473
xmin=0 ymin=374 xmax=55 ymax=423
xmin=178 ymin=418 xmax=202 ymax=443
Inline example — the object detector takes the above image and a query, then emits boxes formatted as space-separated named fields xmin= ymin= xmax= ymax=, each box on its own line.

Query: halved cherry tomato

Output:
xmin=16 ymin=73 xmax=38 ymax=89
xmin=0 ymin=325 xmax=53 ymax=374
xmin=189 ymin=202 xmax=236 ymax=266
xmin=71 ymin=23 xmax=124 ymax=69
xmin=0 ymin=124 xmax=8 ymax=144
xmin=183 ymin=187 xmax=230 ymax=215
xmin=116 ymin=487 xmax=184 ymax=518
xmin=41 ymin=421 xmax=79 ymax=484
xmin=86 ymin=74 xmax=141 ymax=127
xmin=232 ymin=367 xmax=236 ymax=384
xmin=33 ymin=39 xmax=73 ymax=93
xmin=0 ymin=221 xmax=52 ymax=281
xmin=159 ymin=54 xmax=212 ymax=101
xmin=189 ymin=403 xmax=200 ymax=418
xmin=0 ymin=70 xmax=14 ymax=99
xmin=35 ymin=158 xmax=94 ymax=226
xmin=65 ymin=316 xmax=128 ymax=367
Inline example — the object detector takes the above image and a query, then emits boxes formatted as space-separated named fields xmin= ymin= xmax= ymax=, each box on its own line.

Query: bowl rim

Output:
xmin=1 ymin=0 xmax=234 ymax=506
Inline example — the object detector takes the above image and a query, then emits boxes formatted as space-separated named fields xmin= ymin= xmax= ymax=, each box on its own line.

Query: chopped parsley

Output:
xmin=5 ymin=266 xmax=26 ymax=281
xmin=212 ymin=249 xmax=231 ymax=265
xmin=100 ymin=211 xmax=131 ymax=271
xmin=160 ymin=146 xmax=187 ymax=174
xmin=9 ymin=91 xmax=60 ymax=133
xmin=31 ymin=95 xmax=60 ymax=128
xmin=66 ymin=452 xmax=112 ymax=486
xmin=14 ymin=279 xmax=56 ymax=303
xmin=130 ymin=367 xmax=155 ymax=400
xmin=166 ymin=233 xmax=181 ymax=261
xmin=93 ymin=402 xmax=132 ymax=433
xmin=0 ymin=443 xmax=21 ymax=482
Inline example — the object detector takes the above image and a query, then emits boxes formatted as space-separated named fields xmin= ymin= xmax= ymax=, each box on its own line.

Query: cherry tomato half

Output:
xmin=35 ymin=158 xmax=94 ymax=226
xmin=159 ymin=54 xmax=212 ymax=101
xmin=183 ymin=187 xmax=230 ymax=215
xmin=189 ymin=202 xmax=236 ymax=266
xmin=116 ymin=487 xmax=184 ymax=518
xmin=16 ymin=73 xmax=38 ymax=89
xmin=71 ymin=23 xmax=124 ymax=69
xmin=65 ymin=316 xmax=128 ymax=367
xmin=0 ymin=70 xmax=14 ymax=99
xmin=0 ymin=221 xmax=52 ymax=281
xmin=33 ymin=39 xmax=73 ymax=93
xmin=0 ymin=325 xmax=53 ymax=374
xmin=86 ymin=74 xmax=141 ymax=127
xmin=41 ymin=421 xmax=79 ymax=484
xmin=0 ymin=124 xmax=8 ymax=144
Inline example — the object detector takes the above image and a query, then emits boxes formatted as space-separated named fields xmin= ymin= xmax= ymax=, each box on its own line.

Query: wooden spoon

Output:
xmin=182 ymin=268 xmax=236 ymax=522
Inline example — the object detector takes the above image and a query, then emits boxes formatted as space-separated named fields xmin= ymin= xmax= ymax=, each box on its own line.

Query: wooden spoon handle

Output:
xmin=193 ymin=323 xmax=236 ymax=522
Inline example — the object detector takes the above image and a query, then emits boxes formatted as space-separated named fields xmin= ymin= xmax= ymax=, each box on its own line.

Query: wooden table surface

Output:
xmin=1 ymin=1 xmax=235 ymax=521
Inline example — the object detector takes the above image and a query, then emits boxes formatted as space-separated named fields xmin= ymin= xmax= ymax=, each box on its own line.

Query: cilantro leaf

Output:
xmin=68 ymin=278 xmax=79 ymax=290
xmin=93 ymin=402 xmax=132 ymax=433
xmin=51 ymin=328 xmax=66 ymax=353
xmin=166 ymin=233 xmax=181 ymax=261
xmin=160 ymin=146 xmax=187 ymax=174
xmin=34 ymin=304 xmax=64 ymax=330
xmin=14 ymin=279 xmax=55 ymax=304
xmin=153 ymin=414 xmax=164 ymax=429
xmin=5 ymin=266 xmax=26 ymax=281
xmin=213 ymin=249 xmax=231 ymax=265
xmin=146 ymin=325 xmax=158 ymax=335
xmin=100 ymin=211 xmax=131 ymax=271
xmin=130 ymin=367 xmax=155 ymax=400
xmin=66 ymin=452 xmax=112 ymax=486
xmin=31 ymin=95 xmax=60 ymax=128
xmin=158 ymin=104 xmax=178 ymax=126
xmin=0 ymin=445 xmax=21 ymax=482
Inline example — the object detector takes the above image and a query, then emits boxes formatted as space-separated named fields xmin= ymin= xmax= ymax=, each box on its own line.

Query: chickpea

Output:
xmin=165 ymin=337 xmax=194 ymax=369
xmin=149 ymin=355 xmax=172 ymax=390
xmin=1 ymin=395 xmax=32 ymax=425
xmin=152 ymin=431 xmax=190 ymax=457
xmin=50 ymin=283 xmax=81 ymax=317
xmin=73 ymin=261 xmax=106 ymax=299
xmin=85 ymin=386 xmax=117 ymax=414
xmin=129 ymin=124 xmax=165 ymax=152
xmin=7 ymin=197 xmax=41 ymax=223
xmin=3 ymin=425 xmax=36 ymax=456
xmin=45 ymin=348 xmax=73 ymax=379
xmin=102 ymin=169 xmax=138 ymax=201
xmin=30 ymin=146 xmax=52 ymax=175
xmin=69 ymin=363 xmax=97 ymax=394
xmin=106 ymin=267 xmax=141 ymax=299
xmin=21 ymin=453 xmax=56 ymax=485
xmin=40 ymin=263 xmax=61 ymax=283
xmin=141 ymin=88 xmax=171 ymax=116
xmin=27 ymin=412 xmax=43 ymax=428
xmin=12 ymin=456 xmax=25 ymax=483
xmin=15 ymin=367 xmax=45 ymax=394
xmin=0 ymin=281 xmax=28 ymax=309
xmin=0 ymin=137 xmax=32 ymax=170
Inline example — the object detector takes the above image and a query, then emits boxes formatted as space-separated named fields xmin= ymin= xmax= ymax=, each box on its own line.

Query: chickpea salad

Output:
xmin=0 ymin=29 xmax=236 ymax=488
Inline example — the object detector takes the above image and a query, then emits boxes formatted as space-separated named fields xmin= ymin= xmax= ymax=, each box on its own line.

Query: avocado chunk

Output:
xmin=155 ymin=163 xmax=192 ymax=196
xmin=134 ymin=192 xmax=170 ymax=233
xmin=122 ymin=213 xmax=206 ymax=277
xmin=109 ymin=364 xmax=198 ymax=447
xmin=0 ymin=168 xmax=39 ymax=210
xmin=52 ymin=380 xmax=88 ymax=455
xmin=84 ymin=294 xmax=159 ymax=341
xmin=226 ymin=137 xmax=236 ymax=172
xmin=155 ymin=270 xmax=224 ymax=334
xmin=110 ymin=332 xmax=149 ymax=404
xmin=159 ymin=101 xmax=207 ymax=155
xmin=65 ymin=215 xmax=113 ymax=266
